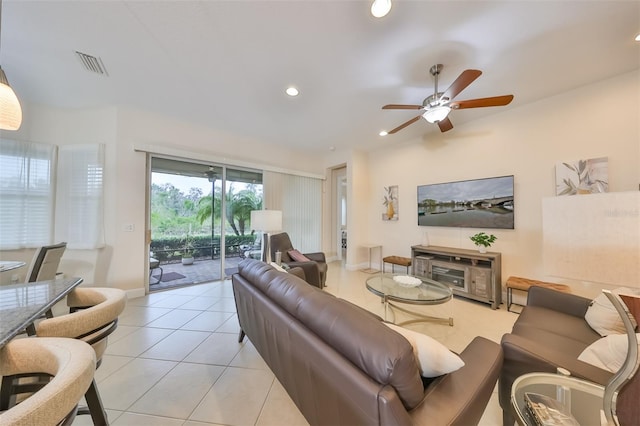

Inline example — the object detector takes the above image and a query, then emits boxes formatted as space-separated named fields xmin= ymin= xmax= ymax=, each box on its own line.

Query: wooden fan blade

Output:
xmin=451 ymin=95 xmax=514 ymax=109
xmin=442 ymin=69 xmax=482 ymax=101
xmin=437 ymin=117 xmax=453 ymax=132
xmin=382 ymin=104 xmax=423 ymax=110
xmin=389 ymin=115 xmax=422 ymax=134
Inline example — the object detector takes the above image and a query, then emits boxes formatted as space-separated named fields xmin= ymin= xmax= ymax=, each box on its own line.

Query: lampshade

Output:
xmin=371 ymin=0 xmax=392 ymax=18
xmin=0 ymin=67 xmax=21 ymax=131
xmin=250 ymin=210 xmax=282 ymax=232
xmin=422 ymin=106 xmax=451 ymax=124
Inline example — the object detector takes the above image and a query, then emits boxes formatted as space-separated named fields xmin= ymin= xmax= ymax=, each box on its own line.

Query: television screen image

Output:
xmin=417 ymin=175 xmax=514 ymax=229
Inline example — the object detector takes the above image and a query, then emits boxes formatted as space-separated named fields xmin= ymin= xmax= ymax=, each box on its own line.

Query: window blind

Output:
xmin=0 ymin=139 xmax=56 ymax=249
xmin=263 ymin=171 xmax=322 ymax=253
xmin=55 ymin=144 xmax=105 ymax=249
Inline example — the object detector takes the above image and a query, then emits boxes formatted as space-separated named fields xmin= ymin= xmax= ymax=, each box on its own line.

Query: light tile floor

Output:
xmin=74 ymin=262 xmax=517 ymax=426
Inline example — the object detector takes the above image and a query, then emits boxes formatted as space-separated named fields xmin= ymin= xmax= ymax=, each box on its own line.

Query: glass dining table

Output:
xmin=0 ymin=277 xmax=83 ymax=347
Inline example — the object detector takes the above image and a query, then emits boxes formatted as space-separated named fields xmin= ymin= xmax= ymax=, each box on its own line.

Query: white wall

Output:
xmin=1 ymin=106 xmax=322 ymax=291
xmin=3 ymin=71 xmax=638 ymax=298
xmin=0 ymin=105 xmax=118 ymax=287
xmin=361 ymin=70 xmax=639 ymax=298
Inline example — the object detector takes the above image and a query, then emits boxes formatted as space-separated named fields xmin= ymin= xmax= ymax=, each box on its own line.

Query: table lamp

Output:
xmin=250 ymin=210 xmax=282 ymax=262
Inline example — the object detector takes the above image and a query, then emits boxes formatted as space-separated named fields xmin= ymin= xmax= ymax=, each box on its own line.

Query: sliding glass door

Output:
xmin=149 ymin=157 xmax=262 ymax=291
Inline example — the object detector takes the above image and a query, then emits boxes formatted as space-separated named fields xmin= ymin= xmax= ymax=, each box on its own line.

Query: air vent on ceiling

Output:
xmin=75 ymin=51 xmax=108 ymax=76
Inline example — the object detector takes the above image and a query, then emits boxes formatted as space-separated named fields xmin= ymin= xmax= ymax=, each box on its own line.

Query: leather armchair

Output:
xmin=269 ymin=232 xmax=327 ymax=288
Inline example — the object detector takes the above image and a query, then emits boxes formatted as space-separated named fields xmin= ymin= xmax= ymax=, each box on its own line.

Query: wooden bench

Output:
xmin=382 ymin=256 xmax=412 ymax=274
xmin=506 ymin=276 xmax=571 ymax=312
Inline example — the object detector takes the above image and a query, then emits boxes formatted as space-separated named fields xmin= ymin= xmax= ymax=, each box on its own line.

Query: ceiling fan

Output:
xmin=382 ymin=64 xmax=514 ymax=134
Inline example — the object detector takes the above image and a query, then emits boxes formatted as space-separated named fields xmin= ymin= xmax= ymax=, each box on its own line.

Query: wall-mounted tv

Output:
xmin=417 ymin=175 xmax=514 ymax=229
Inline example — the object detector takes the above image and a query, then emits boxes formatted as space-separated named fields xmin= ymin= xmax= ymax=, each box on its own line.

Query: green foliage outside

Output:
xmin=150 ymin=179 xmax=263 ymax=262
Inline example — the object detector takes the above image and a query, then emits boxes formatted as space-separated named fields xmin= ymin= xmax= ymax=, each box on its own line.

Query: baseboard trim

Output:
xmin=126 ymin=287 xmax=146 ymax=300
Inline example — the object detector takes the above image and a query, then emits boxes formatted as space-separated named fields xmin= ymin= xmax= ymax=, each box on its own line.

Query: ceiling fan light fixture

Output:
xmin=379 ymin=130 xmax=388 ymax=136
xmin=422 ymin=106 xmax=451 ymax=123
xmin=371 ymin=0 xmax=391 ymax=18
xmin=0 ymin=67 xmax=22 ymax=131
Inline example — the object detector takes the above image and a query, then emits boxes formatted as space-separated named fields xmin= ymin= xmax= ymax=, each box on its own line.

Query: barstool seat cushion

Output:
xmin=0 ymin=337 xmax=96 ymax=426
xmin=35 ymin=287 xmax=126 ymax=359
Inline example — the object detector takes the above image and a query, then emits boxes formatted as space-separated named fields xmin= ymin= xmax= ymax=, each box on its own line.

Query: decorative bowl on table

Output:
xmin=393 ymin=275 xmax=422 ymax=287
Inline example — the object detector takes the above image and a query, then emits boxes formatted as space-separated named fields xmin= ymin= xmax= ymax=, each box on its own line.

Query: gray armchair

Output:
xmin=269 ymin=232 xmax=327 ymax=288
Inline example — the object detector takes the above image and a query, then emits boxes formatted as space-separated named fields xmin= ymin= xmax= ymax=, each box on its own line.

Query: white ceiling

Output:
xmin=3 ymin=1 xmax=639 ymax=153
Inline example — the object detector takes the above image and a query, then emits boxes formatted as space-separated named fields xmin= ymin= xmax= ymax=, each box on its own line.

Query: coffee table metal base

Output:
xmin=382 ymin=296 xmax=454 ymax=326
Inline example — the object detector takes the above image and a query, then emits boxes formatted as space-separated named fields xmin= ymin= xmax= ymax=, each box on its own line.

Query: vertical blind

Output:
xmin=0 ymin=139 xmax=56 ymax=249
xmin=263 ymin=171 xmax=322 ymax=253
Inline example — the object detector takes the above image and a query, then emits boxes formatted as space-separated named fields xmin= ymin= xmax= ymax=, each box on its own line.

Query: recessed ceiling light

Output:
xmin=636 ymin=33 xmax=640 ymax=41
xmin=371 ymin=0 xmax=392 ymax=18
xmin=286 ymin=87 xmax=299 ymax=97
xmin=379 ymin=131 xmax=388 ymax=136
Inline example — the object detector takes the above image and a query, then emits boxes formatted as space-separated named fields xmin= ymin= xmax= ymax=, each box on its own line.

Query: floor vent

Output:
xmin=75 ymin=51 xmax=108 ymax=76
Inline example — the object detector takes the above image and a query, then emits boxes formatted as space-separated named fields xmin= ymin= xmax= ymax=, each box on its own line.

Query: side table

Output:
xmin=511 ymin=372 xmax=605 ymax=425
xmin=360 ymin=244 xmax=382 ymax=274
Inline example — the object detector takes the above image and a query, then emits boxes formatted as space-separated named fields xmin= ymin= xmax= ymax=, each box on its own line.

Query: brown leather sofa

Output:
xmin=232 ymin=258 xmax=503 ymax=426
xmin=499 ymin=286 xmax=614 ymax=425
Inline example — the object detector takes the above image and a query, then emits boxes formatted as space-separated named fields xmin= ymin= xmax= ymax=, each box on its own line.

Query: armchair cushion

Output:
xmin=287 ymin=249 xmax=311 ymax=263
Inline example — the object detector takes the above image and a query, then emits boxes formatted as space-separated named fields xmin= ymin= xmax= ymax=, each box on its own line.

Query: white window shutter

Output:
xmin=55 ymin=144 xmax=105 ymax=249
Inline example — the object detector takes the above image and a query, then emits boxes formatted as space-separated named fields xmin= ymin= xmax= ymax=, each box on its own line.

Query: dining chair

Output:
xmin=24 ymin=242 xmax=67 ymax=283
xmin=149 ymin=256 xmax=163 ymax=284
xmin=0 ymin=337 xmax=96 ymax=426
xmin=33 ymin=287 xmax=126 ymax=425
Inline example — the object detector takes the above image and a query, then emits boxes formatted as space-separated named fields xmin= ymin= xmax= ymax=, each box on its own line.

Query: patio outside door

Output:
xmin=149 ymin=157 xmax=262 ymax=291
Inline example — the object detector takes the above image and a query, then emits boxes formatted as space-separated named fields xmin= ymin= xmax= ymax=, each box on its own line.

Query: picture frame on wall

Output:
xmin=555 ymin=157 xmax=608 ymax=196
xmin=382 ymin=185 xmax=398 ymax=221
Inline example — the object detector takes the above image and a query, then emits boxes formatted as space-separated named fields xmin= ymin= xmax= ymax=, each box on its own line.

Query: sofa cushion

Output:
xmin=578 ymin=333 xmax=640 ymax=373
xmin=383 ymin=323 xmax=465 ymax=377
xmin=238 ymin=260 xmax=425 ymax=409
xmin=513 ymin=306 xmax=601 ymax=345
xmin=585 ymin=288 xmax=640 ymax=336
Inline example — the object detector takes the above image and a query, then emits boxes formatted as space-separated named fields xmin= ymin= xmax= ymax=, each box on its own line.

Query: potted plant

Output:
xmin=469 ymin=232 xmax=496 ymax=253
xmin=180 ymin=232 xmax=196 ymax=265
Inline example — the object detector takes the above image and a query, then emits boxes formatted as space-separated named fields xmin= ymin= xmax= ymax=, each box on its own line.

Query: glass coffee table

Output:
xmin=511 ymin=372 xmax=605 ymax=426
xmin=366 ymin=273 xmax=453 ymax=326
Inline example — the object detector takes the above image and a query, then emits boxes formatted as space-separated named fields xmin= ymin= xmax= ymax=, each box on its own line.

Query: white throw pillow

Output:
xmin=383 ymin=322 xmax=465 ymax=377
xmin=585 ymin=288 xmax=640 ymax=336
xmin=578 ymin=333 xmax=640 ymax=373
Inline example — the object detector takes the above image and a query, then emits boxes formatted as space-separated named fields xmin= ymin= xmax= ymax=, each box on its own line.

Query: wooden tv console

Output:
xmin=411 ymin=245 xmax=502 ymax=309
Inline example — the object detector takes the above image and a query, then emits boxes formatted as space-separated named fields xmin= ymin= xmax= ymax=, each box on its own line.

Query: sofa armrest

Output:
xmin=498 ymin=332 xmax=612 ymax=416
xmin=304 ymin=252 xmax=326 ymax=263
xmin=527 ymin=286 xmax=592 ymax=318
xmin=409 ymin=337 xmax=502 ymax=426
xmin=287 ymin=266 xmax=306 ymax=281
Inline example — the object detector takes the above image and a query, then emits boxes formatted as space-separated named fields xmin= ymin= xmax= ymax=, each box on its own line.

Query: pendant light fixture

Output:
xmin=371 ymin=0 xmax=392 ymax=18
xmin=0 ymin=0 xmax=22 ymax=131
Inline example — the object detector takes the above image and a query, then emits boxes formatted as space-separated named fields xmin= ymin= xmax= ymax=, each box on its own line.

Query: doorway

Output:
xmin=148 ymin=157 xmax=263 ymax=291
xmin=331 ymin=166 xmax=347 ymax=263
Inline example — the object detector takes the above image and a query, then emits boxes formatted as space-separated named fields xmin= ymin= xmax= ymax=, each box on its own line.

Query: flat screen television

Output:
xmin=417 ymin=175 xmax=514 ymax=229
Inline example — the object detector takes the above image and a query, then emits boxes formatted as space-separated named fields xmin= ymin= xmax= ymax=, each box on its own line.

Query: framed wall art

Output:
xmin=382 ymin=186 xmax=398 ymax=221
